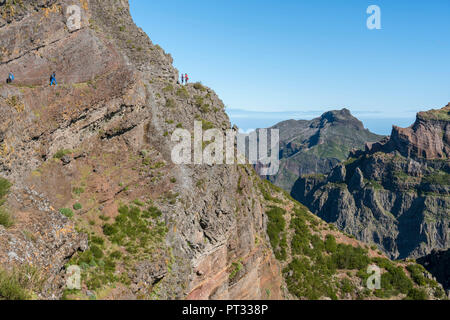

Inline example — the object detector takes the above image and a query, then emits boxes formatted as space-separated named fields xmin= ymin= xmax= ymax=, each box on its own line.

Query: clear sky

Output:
xmin=129 ymin=0 xmax=450 ymax=135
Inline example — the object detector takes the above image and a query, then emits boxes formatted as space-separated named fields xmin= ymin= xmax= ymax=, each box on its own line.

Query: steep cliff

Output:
xmin=293 ymin=104 xmax=449 ymax=260
xmin=0 ymin=0 xmax=283 ymax=300
xmin=266 ymin=109 xmax=383 ymax=192
xmin=417 ymin=248 xmax=450 ymax=292
xmin=0 ymin=0 xmax=445 ymax=300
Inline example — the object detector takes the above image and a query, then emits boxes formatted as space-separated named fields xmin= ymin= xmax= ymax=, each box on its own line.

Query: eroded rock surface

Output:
xmin=0 ymin=0 xmax=282 ymax=300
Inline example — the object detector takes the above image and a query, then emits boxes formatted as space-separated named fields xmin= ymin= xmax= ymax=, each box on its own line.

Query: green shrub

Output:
xmin=422 ymin=172 xmax=450 ymax=185
xmin=73 ymin=203 xmax=82 ymax=211
xmin=0 ymin=269 xmax=30 ymax=300
xmin=176 ymin=86 xmax=189 ymax=98
xmin=200 ymin=104 xmax=210 ymax=113
xmin=406 ymin=288 xmax=428 ymax=300
xmin=144 ymin=206 xmax=162 ymax=219
xmin=102 ymin=224 xmax=117 ymax=236
xmin=90 ymin=245 xmax=104 ymax=259
xmin=110 ymin=251 xmax=122 ymax=260
xmin=162 ymin=84 xmax=173 ymax=93
xmin=193 ymin=82 xmax=206 ymax=91
xmin=53 ymin=149 xmax=72 ymax=159
xmin=325 ymin=234 xmax=337 ymax=253
xmin=0 ymin=266 xmax=44 ymax=300
xmin=259 ymin=183 xmax=283 ymax=204
xmin=90 ymin=236 xmax=104 ymax=246
xmin=59 ymin=208 xmax=74 ymax=218
xmin=194 ymin=95 xmax=204 ymax=107
xmin=266 ymin=206 xmax=287 ymax=260
xmin=406 ymin=264 xmax=427 ymax=286
xmin=0 ymin=208 xmax=13 ymax=228
xmin=196 ymin=118 xmax=214 ymax=130
xmin=284 ymin=257 xmax=337 ymax=300
xmin=331 ymin=244 xmax=370 ymax=270
xmin=380 ymin=264 xmax=413 ymax=295
xmin=0 ymin=178 xmax=11 ymax=200
xmin=0 ymin=178 xmax=13 ymax=228
xmin=165 ymin=98 xmax=176 ymax=108
xmin=229 ymin=260 xmax=243 ymax=280
xmin=72 ymin=187 xmax=85 ymax=196
xmin=340 ymin=278 xmax=354 ymax=294
xmin=132 ymin=199 xmax=145 ymax=207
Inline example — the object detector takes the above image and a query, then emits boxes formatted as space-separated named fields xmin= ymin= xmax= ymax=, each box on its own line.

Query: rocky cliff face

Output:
xmin=293 ymin=105 xmax=450 ymax=260
xmin=0 ymin=0 xmax=445 ymax=300
xmin=0 ymin=0 xmax=283 ymax=300
xmin=266 ymin=109 xmax=383 ymax=192
xmin=417 ymin=248 xmax=450 ymax=292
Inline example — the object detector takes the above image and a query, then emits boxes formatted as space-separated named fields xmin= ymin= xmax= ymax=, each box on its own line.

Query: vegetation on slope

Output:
xmin=0 ymin=178 xmax=13 ymax=228
xmin=65 ymin=202 xmax=168 ymax=300
xmin=419 ymin=105 xmax=450 ymax=121
xmin=258 ymin=178 xmax=446 ymax=300
xmin=0 ymin=266 xmax=45 ymax=300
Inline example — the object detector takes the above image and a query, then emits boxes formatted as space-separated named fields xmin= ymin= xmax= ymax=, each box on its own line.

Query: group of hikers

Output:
xmin=6 ymin=70 xmax=188 ymax=87
xmin=5 ymin=71 xmax=58 ymax=86
xmin=180 ymin=73 xmax=189 ymax=85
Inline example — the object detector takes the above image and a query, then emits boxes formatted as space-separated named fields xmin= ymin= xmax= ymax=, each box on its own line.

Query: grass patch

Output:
xmin=193 ymin=82 xmax=206 ymax=91
xmin=259 ymin=181 xmax=283 ymax=204
xmin=162 ymin=84 xmax=173 ymax=93
xmin=176 ymin=86 xmax=189 ymax=99
xmin=0 ymin=208 xmax=13 ymax=228
xmin=67 ymin=203 xmax=168 ymax=292
xmin=200 ymin=119 xmax=214 ymax=130
xmin=72 ymin=187 xmax=85 ymax=196
xmin=229 ymin=260 xmax=243 ymax=280
xmin=0 ymin=178 xmax=13 ymax=228
xmin=53 ymin=149 xmax=72 ymax=159
xmin=165 ymin=98 xmax=176 ymax=108
xmin=0 ymin=266 xmax=45 ymax=300
xmin=422 ymin=171 xmax=450 ymax=185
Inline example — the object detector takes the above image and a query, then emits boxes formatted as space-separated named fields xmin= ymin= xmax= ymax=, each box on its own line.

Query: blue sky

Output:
xmin=130 ymin=0 xmax=450 ymax=135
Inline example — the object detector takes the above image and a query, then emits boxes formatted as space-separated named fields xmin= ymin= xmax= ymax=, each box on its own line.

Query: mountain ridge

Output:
xmin=265 ymin=108 xmax=384 ymax=192
xmin=294 ymin=104 xmax=449 ymax=261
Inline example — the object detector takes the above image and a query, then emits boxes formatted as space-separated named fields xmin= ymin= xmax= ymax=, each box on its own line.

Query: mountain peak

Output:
xmin=318 ymin=108 xmax=364 ymax=129
xmin=356 ymin=104 xmax=450 ymax=160
xmin=321 ymin=108 xmax=352 ymax=119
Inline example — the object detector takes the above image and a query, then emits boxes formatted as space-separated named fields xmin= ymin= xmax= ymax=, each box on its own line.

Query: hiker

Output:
xmin=185 ymin=73 xmax=189 ymax=84
xmin=50 ymin=72 xmax=57 ymax=86
xmin=181 ymin=73 xmax=185 ymax=85
xmin=6 ymin=72 xmax=14 ymax=84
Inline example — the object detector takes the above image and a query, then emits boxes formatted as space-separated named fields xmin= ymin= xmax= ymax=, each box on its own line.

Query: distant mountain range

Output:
xmin=293 ymin=103 xmax=450 ymax=260
xmin=265 ymin=108 xmax=384 ymax=191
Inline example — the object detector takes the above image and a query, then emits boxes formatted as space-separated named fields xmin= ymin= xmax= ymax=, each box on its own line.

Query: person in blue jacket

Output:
xmin=6 ymin=72 xmax=14 ymax=84
xmin=50 ymin=72 xmax=57 ymax=86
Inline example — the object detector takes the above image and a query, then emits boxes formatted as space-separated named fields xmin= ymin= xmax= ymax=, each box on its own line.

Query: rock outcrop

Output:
xmin=417 ymin=248 xmax=450 ymax=293
xmin=264 ymin=109 xmax=383 ymax=192
xmin=293 ymin=105 xmax=450 ymax=260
